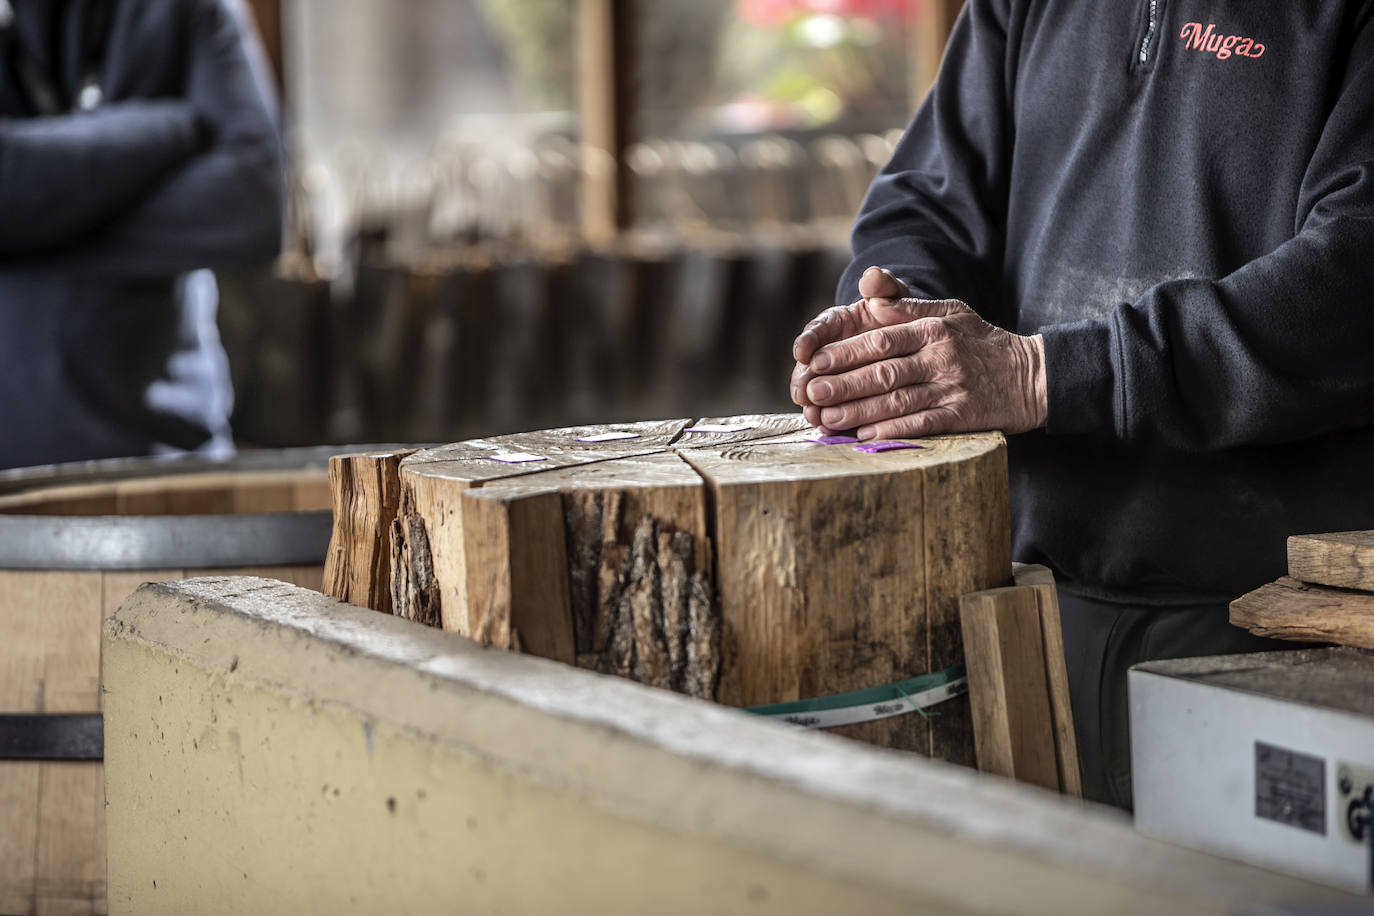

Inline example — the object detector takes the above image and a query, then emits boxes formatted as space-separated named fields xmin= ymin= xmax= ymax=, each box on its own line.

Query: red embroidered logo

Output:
xmin=1179 ymin=23 xmax=1265 ymax=59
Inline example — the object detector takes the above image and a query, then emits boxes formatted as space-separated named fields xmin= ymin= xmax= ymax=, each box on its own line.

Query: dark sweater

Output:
xmin=0 ymin=0 xmax=284 ymax=469
xmin=840 ymin=0 xmax=1374 ymax=603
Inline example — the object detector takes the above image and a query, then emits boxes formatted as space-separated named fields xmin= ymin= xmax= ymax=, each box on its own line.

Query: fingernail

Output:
xmin=863 ymin=265 xmax=882 ymax=278
xmin=821 ymin=408 xmax=844 ymax=427
xmin=790 ymin=385 xmax=802 ymax=403
xmin=810 ymin=380 xmax=832 ymax=401
xmin=857 ymin=427 xmax=875 ymax=440
xmin=811 ymin=352 xmax=832 ymax=372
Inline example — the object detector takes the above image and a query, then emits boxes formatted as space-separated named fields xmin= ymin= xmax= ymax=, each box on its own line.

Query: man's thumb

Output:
xmin=858 ymin=266 xmax=910 ymax=300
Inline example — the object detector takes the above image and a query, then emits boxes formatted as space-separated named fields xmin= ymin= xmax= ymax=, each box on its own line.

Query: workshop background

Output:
xmin=224 ymin=0 xmax=955 ymax=447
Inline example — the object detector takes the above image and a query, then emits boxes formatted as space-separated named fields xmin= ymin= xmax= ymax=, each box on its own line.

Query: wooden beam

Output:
xmin=910 ymin=0 xmax=965 ymax=105
xmin=959 ymin=585 xmax=1060 ymax=792
xmin=577 ymin=0 xmax=635 ymax=242
xmin=323 ymin=449 xmax=417 ymax=615
xmin=244 ymin=0 xmax=285 ymax=94
xmin=1011 ymin=564 xmax=1082 ymax=798
xmin=1288 ymin=530 xmax=1374 ymax=592
xmin=1230 ymin=576 xmax=1374 ymax=651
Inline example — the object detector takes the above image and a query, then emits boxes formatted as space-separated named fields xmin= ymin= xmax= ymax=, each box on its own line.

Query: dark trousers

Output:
xmin=1056 ymin=590 xmax=1293 ymax=810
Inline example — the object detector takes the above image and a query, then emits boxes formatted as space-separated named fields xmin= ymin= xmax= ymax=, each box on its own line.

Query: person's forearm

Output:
xmin=1042 ymin=216 xmax=1374 ymax=449
xmin=0 ymin=100 xmax=202 ymax=252
xmin=54 ymin=144 xmax=284 ymax=276
xmin=45 ymin=0 xmax=286 ymax=276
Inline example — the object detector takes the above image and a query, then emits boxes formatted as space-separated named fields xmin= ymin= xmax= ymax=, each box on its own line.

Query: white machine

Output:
xmin=1130 ymin=647 xmax=1373 ymax=894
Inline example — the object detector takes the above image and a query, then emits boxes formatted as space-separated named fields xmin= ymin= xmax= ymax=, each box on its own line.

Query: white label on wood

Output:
xmin=683 ymin=424 xmax=756 ymax=434
xmin=488 ymin=453 xmax=548 ymax=464
xmin=574 ymin=432 xmax=642 ymax=443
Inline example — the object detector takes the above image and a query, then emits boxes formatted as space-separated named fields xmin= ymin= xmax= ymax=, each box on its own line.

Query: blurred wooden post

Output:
xmin=244 ymin=0 xmax=285 ymax=93
xmin=911 ymin=0 xmax=964 ymax=105
xmin=578 ymin=0 xmax=635 ymax=242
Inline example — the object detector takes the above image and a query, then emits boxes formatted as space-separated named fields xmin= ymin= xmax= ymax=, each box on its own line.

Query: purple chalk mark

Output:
xmin=803 ymin=433 xmax=860 ymax=445
xmin=852 ymin=441 xmax=925 ymax=454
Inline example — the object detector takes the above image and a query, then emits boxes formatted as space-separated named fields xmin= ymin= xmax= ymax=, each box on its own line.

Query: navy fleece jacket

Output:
xmin=840 ymin=0 xmax=1374 ymax=602
xmin=0 ymin=0 xmax=284 ymax=468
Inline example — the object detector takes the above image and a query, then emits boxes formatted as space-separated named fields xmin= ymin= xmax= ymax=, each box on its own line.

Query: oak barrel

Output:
xmin=0 ymin=447 xmax=357 ymax=916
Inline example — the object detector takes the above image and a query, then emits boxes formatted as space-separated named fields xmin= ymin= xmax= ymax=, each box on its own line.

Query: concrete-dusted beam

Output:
xmin=103 ymin=578 xmax=1358 ymax=915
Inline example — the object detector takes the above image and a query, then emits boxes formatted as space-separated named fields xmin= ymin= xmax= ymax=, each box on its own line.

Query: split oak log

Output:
xmin=959 ymin=565 xmax=1081 ymax=795
xmin=1230 ymin=576 xmax=1374 ymax=651
xmin=1288 ymin=530 xmax=1374 ymax=593
xmin=958 ymin=587 xmax=1058 ymax=791
xmin=372 ymin=416 xmax=1011 ymax=758
xmin=1011 ymin=563 xmax=1083 ymax=798
xmin=390 ymin=418 xmax=700 ymax=633
xmin=322 ymin=448 xmax=416 ymax=615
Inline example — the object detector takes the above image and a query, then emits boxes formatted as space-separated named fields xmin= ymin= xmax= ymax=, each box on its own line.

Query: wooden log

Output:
xmin=380 ymin=417 xmax=1009 ymax=758
xmin=1230 ymin=576 xmax=1374 ymax=651
xmin=959 ymin=586 xmax=1059 ymax=792
xmin=323 ymin=449 xmax=417 ymax=614
xmin=1288 ymin=530 xmax=1374 ymax=593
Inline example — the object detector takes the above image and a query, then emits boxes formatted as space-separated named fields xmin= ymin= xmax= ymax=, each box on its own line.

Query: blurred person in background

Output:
xmin=0 ymin=0 xmax=284 ymax=470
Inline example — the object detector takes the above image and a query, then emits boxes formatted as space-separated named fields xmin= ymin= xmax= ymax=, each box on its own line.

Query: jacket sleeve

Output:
xmin=59 ymin=0 xmax=286 ymax=276
xmin=1042 ymin=12 xmax=1374 ymax=452
xmin=0 ymin=100 xmax=202 ymax=252
xmin=837 ymin=0 xmax=1013 ymax=320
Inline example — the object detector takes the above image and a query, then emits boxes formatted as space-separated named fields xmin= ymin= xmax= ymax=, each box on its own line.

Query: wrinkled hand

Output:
xmin=790 ymin=267 xmax=1048 ymax=439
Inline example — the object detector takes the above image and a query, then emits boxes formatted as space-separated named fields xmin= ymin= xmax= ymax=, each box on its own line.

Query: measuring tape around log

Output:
xmin=744 ymin=665 xmax=967 ymax=729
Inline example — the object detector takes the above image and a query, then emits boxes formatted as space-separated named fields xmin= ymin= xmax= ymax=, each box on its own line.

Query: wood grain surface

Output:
xmin=1288 ymin=530 xmax=1374 ymax=592
xmin=1231 ymin=576 xmax=1374 ymax=650
xmin=375 ymin=416 xmax=1010 ymax=759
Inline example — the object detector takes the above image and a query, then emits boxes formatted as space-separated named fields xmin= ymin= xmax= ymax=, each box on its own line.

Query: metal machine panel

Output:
xmin=1130 ymin=648 xmax=1374 ymax=894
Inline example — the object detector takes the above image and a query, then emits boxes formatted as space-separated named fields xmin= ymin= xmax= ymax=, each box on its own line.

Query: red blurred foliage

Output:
xmin=736 ymin=0 xmax=918 ymax=27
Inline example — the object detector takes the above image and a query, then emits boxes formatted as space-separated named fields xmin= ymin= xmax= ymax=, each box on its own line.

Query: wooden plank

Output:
xmin=958 ymin=586 xmax=1059 ymax=791
xmin=0 ymin=572 xmax=49 ymax=914
xmin=911 ymin=0 xmax=964 ymax=104
xmin=0 ymin=483 xmax=118 ymax=516
xmin=1230 ymin=576 xmax=1374 ymax=650
xmin=576 ymin=0 xmax=634 ymax=241
xmin=457 ymin=488 xmax=574 ymax=663
xmin=33 ymin=572 xmax=106 ymax=916
xmin=323 ymin=450 xmax=416 ymax=613
xmin=0 ymin=471 xmax=330 ymax=517
xmin=115 ymin=477 xmax=234 ymax=516
xmin=1288 ymin=530 xmax=1374 ymax=592
xmin=1012 ymin=565 xmax=1082 ymax=798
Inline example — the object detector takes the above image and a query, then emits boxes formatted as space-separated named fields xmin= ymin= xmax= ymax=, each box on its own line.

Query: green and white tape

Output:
xmin=744 ymin=665 xmax=967 ymax=729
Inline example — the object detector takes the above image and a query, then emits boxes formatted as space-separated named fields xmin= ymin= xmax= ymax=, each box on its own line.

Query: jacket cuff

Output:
xmin=1040 ymin=318 xmax=1120 ymax=438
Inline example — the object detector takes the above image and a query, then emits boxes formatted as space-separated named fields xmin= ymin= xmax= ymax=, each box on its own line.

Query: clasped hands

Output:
xmin=790 ymin=267 xmax=1049 ymax=439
